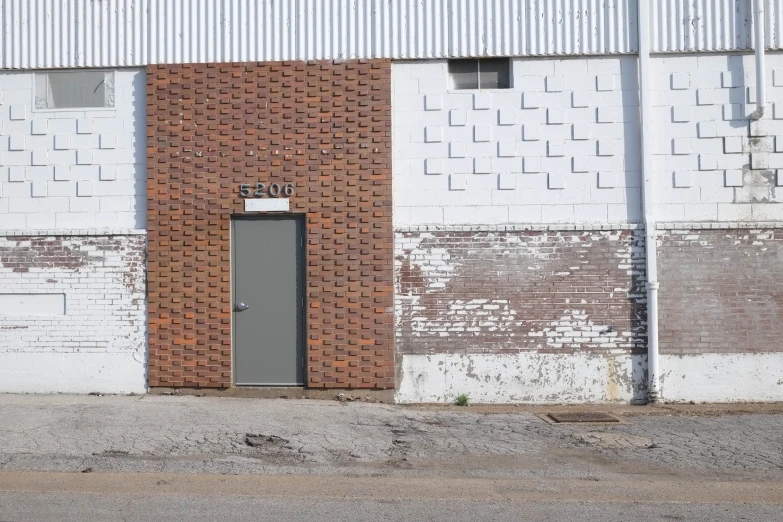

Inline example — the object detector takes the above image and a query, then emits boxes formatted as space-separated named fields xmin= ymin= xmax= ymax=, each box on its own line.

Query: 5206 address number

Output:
xmin=238 ymin=183 xmax=294 ymax=198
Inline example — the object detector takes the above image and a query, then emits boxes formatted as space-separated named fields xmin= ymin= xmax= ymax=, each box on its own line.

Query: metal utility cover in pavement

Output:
xmin=547 ymin=412 xmax=620 ymax=423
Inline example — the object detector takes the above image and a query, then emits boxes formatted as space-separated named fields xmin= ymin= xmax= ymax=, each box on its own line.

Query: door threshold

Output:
xmin=149 ymin=386 xmax=395 ymax=402
xmin=236 ymin=384 xmax=304 ymax=387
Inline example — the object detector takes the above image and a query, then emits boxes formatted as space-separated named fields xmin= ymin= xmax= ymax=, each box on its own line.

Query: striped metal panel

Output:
xmin=0 ymin=0 xmax=637 ymax=69
xmin=771 ymin=0 xmax=783 ymax=49
xmin=650 ymin=0 xmax=783 ymax=53
xmin=0 ymin=0 xmax=148 ymax=68
xmin=1 ymin=0 xmax=780 ymax=70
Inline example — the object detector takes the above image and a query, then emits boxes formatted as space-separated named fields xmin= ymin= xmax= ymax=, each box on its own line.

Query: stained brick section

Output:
xmin=146 ymin=60 xmax=393 ymax=389
xmin=395 ymin=229 xmax=647 ymax=355
xmin=658 ymin=229 xmax=783 ymax=354
xmin=0 ymin=237 xmax=94 ymax=271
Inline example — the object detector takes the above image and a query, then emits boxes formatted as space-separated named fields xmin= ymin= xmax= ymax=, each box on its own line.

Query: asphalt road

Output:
xmin=2 ymin=395 xmax=782 ymax=480
xmin=1 ymin=471 xmax=781 ymax=522
xmin=1 ymin=396 xmax=783 ymax=521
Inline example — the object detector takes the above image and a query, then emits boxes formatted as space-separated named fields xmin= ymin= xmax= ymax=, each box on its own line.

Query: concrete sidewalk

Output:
xmin=1 ymin=394 xmax=782 ymax=481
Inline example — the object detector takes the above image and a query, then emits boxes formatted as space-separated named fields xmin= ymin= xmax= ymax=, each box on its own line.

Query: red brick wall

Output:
xmin=395 ymin=228 xmax=647 ymax=356
xmin=658 ymin=229 xmax=783 ymax=354
xmin=146 ymin=60 xmax=394 ymax=389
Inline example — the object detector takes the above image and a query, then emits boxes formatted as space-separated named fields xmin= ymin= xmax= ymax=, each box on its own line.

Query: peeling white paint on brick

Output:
xmin=396 ymin=352 xmax=783 ymax=404
xmin=392 ymin=53 xmax=783 ymax=404
xmin=0 ymin=67 xmax=147 ymax=394
xmin=396 ymin=352 xmax=648 ymax=404
xmin=0 ymin=235 xmax=147 ymax=394
xmin=396 ymin=228 xmax=647 ymax=352
xmin=532 ymin=310 xmax=636 ymax=349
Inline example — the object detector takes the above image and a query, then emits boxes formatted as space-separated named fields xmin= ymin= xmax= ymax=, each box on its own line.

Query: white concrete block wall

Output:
xmin=0 ymin=69 xmax=147 ymax=394
xmin=393 ymin=53 xmax=783 ymax=226
xmin=651 ymin=52 xmax=783 ymax=222
xmin=0 ymin=234 xmax=147 ymax=393
xmin=0 ymin=69 xmax=146 ymax=231
xmin=393 ymin=57 xmax=642 ymax=226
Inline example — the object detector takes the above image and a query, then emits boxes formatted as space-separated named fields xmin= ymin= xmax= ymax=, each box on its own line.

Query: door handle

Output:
xmin=235 ymin=302 xmax=249 ymax=311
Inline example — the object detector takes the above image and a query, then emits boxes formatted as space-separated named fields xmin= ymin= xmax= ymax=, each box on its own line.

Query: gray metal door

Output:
xmin=233 ymin=216 xmax=304 ymax=386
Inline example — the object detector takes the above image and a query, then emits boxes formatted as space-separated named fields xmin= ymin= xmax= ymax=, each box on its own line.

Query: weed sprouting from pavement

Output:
xmin=455 ymin=393 xmax=470 ymax=407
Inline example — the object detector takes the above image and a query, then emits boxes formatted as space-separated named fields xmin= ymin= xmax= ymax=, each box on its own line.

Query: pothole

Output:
xmin=573 ymin=431 xmax=656 ymax=449
xmin=245 ymin=434 xmax=290 ymax=448
xmin=92 ymin=450 xmax=131 ymax=457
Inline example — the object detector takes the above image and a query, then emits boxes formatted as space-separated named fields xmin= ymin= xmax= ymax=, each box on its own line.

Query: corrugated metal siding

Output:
xmin=650 ymin=0 xmax=783 ymax=53
xmin=444 ymin=0 xmax=638 ymax=58
xmin=0 ymin=0 xmax=149 ymax=68
xmin=0 ymin=0 xmax=637 ymax=69
xmin=771 ymin=0 xmax=783 ymax=49
xmin=2 ymin=0 xmax=781 ymax=69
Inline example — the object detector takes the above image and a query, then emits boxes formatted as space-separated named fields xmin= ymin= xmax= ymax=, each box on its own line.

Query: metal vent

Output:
xmin=546 ymin=412 xmax=620 ymax=423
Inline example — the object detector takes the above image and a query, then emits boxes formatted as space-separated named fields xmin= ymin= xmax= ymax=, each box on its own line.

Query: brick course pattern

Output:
xmin=395 ymin=229 xmax=647 ymax=355
xmin=146 ymin=60 xmax=393 ymax=389
xmin=0 ymin=234 xmax=146 ymax=354
xmin=658 ymin=229 xmax=783 ymax=354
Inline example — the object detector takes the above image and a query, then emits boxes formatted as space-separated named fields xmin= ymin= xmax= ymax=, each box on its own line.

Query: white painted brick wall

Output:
xmin=0 ymin=234 xmax=147 ymax=393
xmin=394 ymin=53 xmax=783 ymax=226
xmin=0 ymin=69 xmax=146 ymax=231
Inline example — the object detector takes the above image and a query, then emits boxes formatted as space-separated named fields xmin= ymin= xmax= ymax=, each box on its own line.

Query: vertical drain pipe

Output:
xmin=637 ymin=0 xmax=661 ymax=403
xmin=752 ymin=0 xmax=767 ymax=120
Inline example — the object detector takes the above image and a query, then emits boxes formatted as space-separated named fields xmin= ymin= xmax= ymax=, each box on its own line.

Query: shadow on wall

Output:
xmin=619 ymin=57 xmax=642 ymax=223
xmin=728 ymin=54 xmax=751 ymax=127
xmin=732 ymin=0 xmax=752 ymax=127
xmin=618 ymin=59 xmax=648 ymax=397
xmin=131 ymin=69 xmax=148 ymax=231
xmin=630 ymin=353 xmax=648 ymax=403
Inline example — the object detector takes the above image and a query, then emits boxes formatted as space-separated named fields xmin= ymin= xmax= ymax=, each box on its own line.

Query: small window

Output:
xmin=34 ymin=70 xmax=115 ymax=110
xmin=448 ymin=58 xmax=510 ymax=90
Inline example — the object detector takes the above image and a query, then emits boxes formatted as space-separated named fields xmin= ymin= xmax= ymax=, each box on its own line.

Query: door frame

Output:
xmin=230 ymin=214 xmax=307 ymax=386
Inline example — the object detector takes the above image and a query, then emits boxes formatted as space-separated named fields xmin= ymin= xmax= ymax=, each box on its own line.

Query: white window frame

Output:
xmin=32 ymin=69 xmax=117 ymax=113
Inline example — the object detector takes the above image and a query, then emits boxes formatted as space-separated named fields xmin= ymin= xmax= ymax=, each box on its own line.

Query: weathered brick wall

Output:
xmin=0 ymin=233 xmax=147 ymax=393
xmin=146 ymin=60 xmax=394 ymax=389
xmin=395 ymin=227 xmax=647 ymax=356
xmin=658 ymin=228 xmax=783 ymax=354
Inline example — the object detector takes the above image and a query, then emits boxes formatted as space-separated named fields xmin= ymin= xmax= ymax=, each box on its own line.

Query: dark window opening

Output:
xmin=448 ymin=58 xmax=511 ymax=90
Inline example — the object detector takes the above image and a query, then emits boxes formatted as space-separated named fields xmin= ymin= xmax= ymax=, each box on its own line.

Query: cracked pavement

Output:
xmin=0 ymin=394 xmax=782 ymax=481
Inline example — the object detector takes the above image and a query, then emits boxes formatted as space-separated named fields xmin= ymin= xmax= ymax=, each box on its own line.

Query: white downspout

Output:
xmin=637 ymin=0 xmax=660 ymax=403
xmin=752 ymin=0 xmax=766 ymax=120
